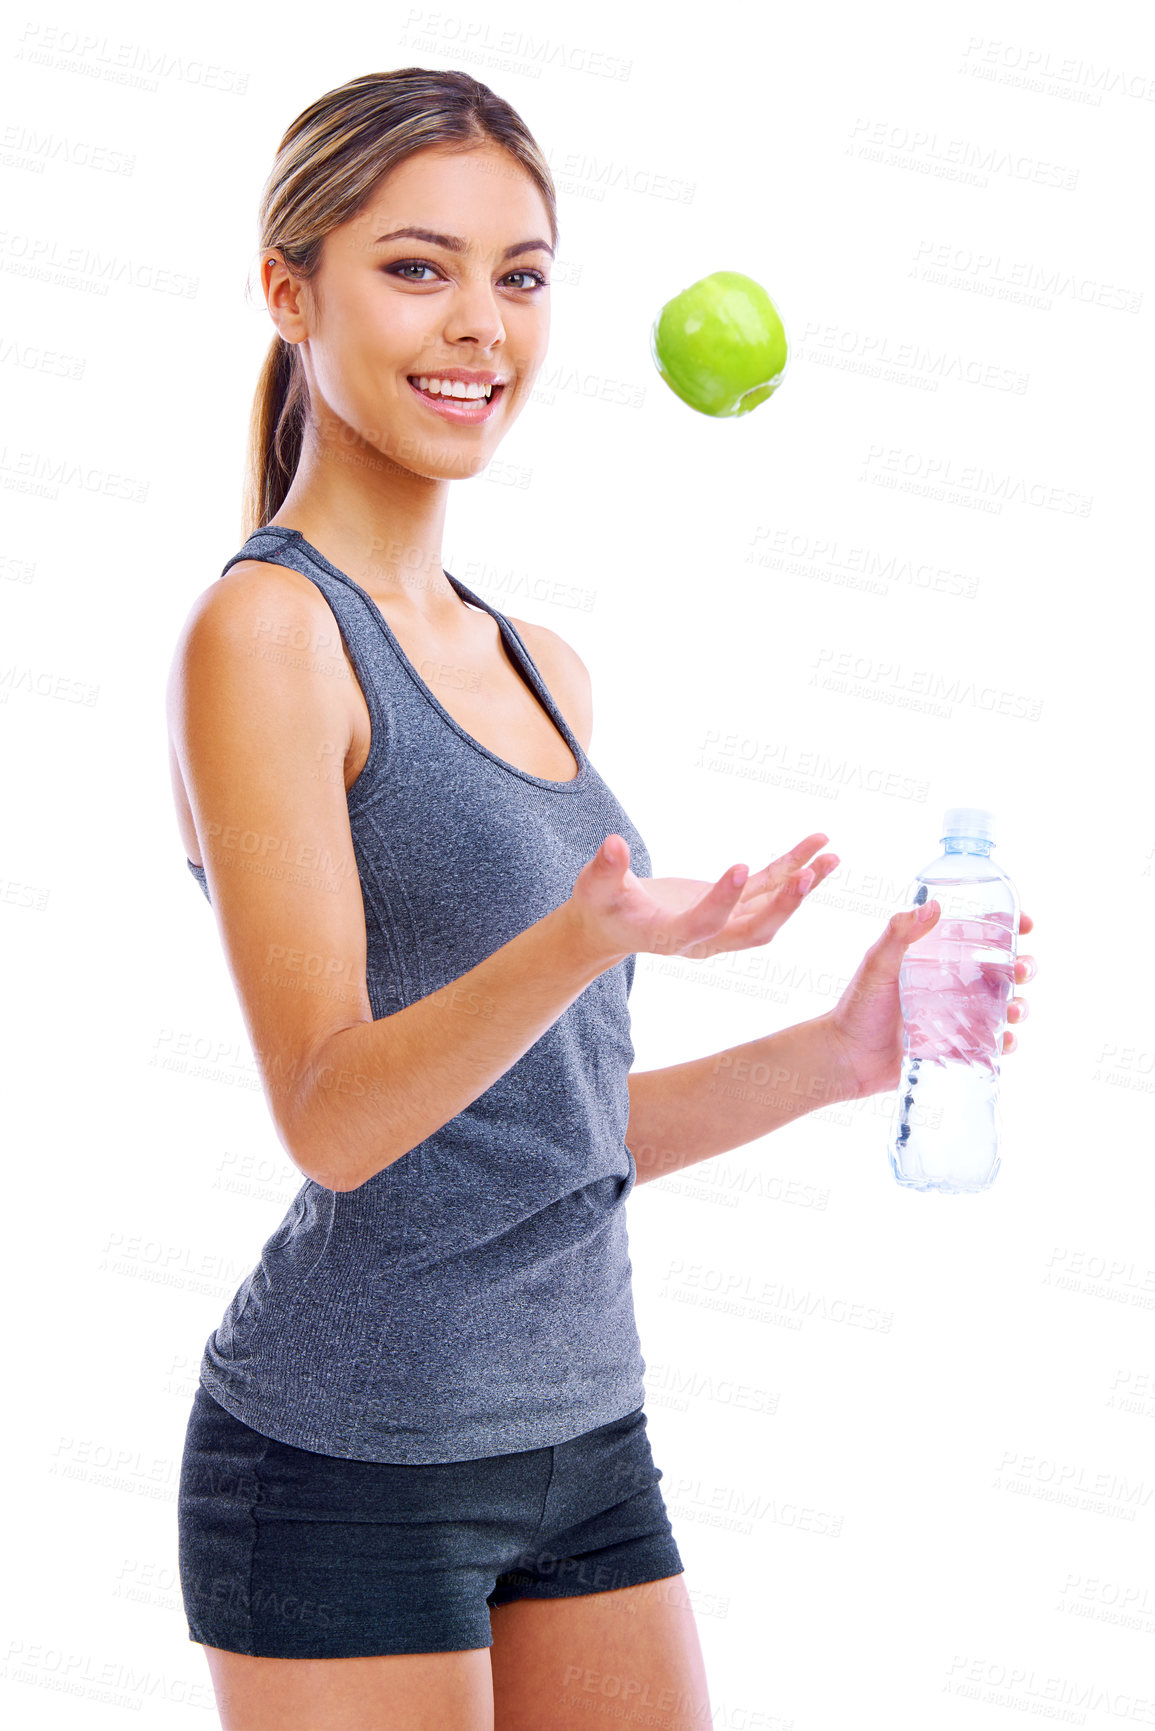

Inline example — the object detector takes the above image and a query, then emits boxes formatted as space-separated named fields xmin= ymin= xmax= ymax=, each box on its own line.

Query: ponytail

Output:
xmin=243 ymin=334 xmax=306 ymax=541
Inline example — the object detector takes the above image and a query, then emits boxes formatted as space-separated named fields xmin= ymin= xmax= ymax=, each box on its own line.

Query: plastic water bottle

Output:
xmin=888 ymin=807 xmax=1019 ymax=1193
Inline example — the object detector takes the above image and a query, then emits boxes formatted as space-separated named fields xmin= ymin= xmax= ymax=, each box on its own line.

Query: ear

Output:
xmin=263 ymin=250 xmax=311 ymax=346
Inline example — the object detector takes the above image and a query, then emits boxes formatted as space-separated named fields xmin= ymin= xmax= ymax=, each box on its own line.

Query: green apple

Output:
xmin=650 ymin=270 xmax=789 ymax=417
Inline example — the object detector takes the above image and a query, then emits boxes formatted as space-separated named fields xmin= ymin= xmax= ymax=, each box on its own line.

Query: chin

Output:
xmin=394 ymin=442 xmax=501 ymax=483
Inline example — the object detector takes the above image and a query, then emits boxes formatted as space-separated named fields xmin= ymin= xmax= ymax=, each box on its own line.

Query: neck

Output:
xmin=272 ymin=428 xmax=459 ymax=617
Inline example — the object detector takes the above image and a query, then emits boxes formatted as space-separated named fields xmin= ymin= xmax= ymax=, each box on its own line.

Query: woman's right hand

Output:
xmin=563 ymin=831 xmax=835 ymax=967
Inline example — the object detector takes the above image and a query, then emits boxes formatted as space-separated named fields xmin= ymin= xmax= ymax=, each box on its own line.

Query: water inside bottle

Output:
xmin=889 ymin=868 xmax=1017 ymax=1194
xmin=900 ymin=909 xmax=1016 ymax=1070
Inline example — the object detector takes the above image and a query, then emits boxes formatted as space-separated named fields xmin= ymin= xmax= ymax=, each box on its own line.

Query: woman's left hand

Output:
xmin=826 ymin=902 xmax=1037 ymax=1100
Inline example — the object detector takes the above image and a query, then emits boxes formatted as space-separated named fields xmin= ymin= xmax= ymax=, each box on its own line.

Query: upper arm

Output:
xmin=166 ymin=562 xmax=371 ymax=1180
xmin=510 ymin=618 xmax=593 ymax=753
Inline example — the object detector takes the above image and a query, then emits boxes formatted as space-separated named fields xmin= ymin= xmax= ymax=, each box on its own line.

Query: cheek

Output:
xmin=509 ymin=305 xmax=550 ymax=372
xmin=356 ymin=283 xmax=447 ymax=372
xmin=314 ymin=294 xmax=418 ymax=416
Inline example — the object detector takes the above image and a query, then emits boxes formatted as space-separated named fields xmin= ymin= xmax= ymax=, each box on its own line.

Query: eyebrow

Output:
xmin=371 ymin=226 xmax=555 ymax=261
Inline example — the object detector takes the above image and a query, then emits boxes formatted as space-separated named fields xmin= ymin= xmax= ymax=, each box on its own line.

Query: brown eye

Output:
xmin=505 ymin=270 xmax=548 ymax=291
xmin=386 ymin=261 xmax=442 ymax=282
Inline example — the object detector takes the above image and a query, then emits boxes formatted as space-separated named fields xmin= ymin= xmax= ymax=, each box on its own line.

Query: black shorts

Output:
xmin=177 ymin=1383 xmax=684 ymax=1658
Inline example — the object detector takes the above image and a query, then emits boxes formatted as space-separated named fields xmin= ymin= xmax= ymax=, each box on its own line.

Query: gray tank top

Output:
xmin=186 ymin=527 xmax=652 ymax=1463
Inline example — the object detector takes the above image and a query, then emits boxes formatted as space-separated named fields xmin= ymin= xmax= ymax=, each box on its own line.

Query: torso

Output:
xmin=173 ymin=558 xmax=585 ymax=869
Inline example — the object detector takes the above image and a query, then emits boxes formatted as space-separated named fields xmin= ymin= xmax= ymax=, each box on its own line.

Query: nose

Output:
xmin=441 ymin=274 xmax=506 ymax=350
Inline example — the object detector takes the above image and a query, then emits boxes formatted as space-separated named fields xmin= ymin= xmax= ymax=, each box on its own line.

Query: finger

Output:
xmin=1002 ymin=1029 xmax=1018 ymax=1053
xmin=778 ymin=831 xmax=830 ymax=867
xmin=743 ymin=836 xmax=833 ymax=896
xmin=672 ymin=863 xmax=752 ymax=941
xmin=746 ymin=854 xmax=838 ymax=934
xmin=1015 ymin=954 xmax=1037 ymax=982
xmin=1019 ymin=910 xmax=1033 ymax=933
xmin=745 ymin=851 xmax=839 ymax=903
xmin=714 ymin=852 xmax=841 ymax=948
xmin=1007 ymin=998 xmax=1028 ymax=1022
xmin=793 ymin=854 xmax=840 ymax=893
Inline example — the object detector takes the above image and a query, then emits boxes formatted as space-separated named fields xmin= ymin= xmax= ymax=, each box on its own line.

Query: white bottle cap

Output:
xmin=941 ymin=806 xmax=996 ymax=845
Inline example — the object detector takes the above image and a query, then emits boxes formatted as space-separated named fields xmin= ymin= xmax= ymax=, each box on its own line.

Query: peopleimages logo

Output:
xmin=695 ymin=729 xmax=929 ymax=803
xmin=944 ymin=1652 xmax=1155 ymax=1721
xmin=809 ymin=648 xmax=1044 ymax=722
xmin=959 ymin=37 xmax=1155 ymax=105
xmin=847 ymin=118 xmax=1079 ymax=190
xmin=14 ymin=22 xmax=249 ymax=94
xmin=912 ymin=239 xmax=1143 ymax=315
xmin=860 ymin=445 xmax=1093 ymax=517
xmin=397 ymin=9 xmax=632 ymax=80
xmin=0 ymin=123 xmax=136 ymax=176
xmin=796 ymin=320 xmax=1029 ymax=394
xmin=0 ymin=228 xmax=198 ymax=298
xmin=746 ymin=526 xmax=980 ymax=601
xmin=541 ymin=142 xmax=695 ymax=204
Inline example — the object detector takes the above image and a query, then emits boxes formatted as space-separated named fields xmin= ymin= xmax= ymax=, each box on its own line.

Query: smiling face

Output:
xmin=267 ymin=144 xmax=554 ymax=481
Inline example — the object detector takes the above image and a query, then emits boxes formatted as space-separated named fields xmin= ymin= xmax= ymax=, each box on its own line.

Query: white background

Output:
xmin=3 ymin=0 xmax=1153 ymax=1724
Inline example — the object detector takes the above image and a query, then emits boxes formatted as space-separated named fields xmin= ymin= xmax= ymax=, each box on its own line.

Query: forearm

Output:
xmin=625 ymin=1012 xmax=862 ymax=1184
xmin=293 ymin=901 xmax=618 ymax=1192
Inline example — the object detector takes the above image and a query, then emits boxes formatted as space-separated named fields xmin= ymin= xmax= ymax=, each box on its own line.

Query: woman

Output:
xmin=169 ymin=67 xmax=1036 ymax=1730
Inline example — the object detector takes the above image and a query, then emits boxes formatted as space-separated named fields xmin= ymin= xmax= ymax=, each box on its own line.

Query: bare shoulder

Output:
xmin=165 ymin=554 xmax=357 ymax=831
xmin=506 ymin=614 xmax=593 ymax=752
xmin=177 ymin=556 xmax=339 ymax=638
xmin=167 ymin=557 xmax=352 ymax=730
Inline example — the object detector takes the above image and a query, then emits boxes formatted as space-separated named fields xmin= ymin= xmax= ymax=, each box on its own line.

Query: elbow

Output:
xmin=262 ymin=1030 xmax=357 ymax=1193
xmin=280 ymin=1088 xmax=363 ymax=1194
xmin=281 ymin=1111 xmax=367 ymax=1195
xmin=268 ymin=1099 xmax=347 ymax=1193
xmin=275 ymin=1033 xmax=404 ymax=1194
xmin=302 ymin=1121 xmax=419 ymax=1195
xmin=261 ymin=1052 xmax=348 ymax=1190
xmin=293 ymin=1139 xmax=407 ymax=1197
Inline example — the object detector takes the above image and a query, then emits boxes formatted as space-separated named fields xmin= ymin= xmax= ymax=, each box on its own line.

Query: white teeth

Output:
xmin=414 ymin=376 xmax=494 ymax=400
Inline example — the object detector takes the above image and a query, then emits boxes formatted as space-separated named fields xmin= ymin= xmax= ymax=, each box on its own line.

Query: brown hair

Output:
xmin=242 ymin=68 xmax=558 ymax=539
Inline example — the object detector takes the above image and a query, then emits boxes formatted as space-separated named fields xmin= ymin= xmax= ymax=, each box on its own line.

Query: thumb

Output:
xmin=883 ymin=899 xmax=939 ymax=950
xmin=594 ymin=833 xmax=629 ymax=872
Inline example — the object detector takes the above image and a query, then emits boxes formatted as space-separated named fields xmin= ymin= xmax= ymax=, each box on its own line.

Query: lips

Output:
xmin=405 ymin=376 xmax=505 ymax=423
